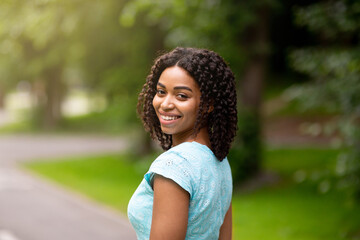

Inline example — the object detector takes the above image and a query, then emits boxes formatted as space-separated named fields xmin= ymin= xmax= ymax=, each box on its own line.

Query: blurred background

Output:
xmin=0 ymin=0 xmax=360 ymax=239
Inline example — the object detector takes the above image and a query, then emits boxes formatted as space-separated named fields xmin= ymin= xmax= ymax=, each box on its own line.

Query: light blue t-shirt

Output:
xmin=127 ymin=141 xmax=233 ymax=240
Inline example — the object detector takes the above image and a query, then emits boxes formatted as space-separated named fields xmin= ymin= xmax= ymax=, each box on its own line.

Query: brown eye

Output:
xmin=177 ymin=94 xmax=189 ymax=100
xmin=156 ymin=89 xmax=166 ymax=95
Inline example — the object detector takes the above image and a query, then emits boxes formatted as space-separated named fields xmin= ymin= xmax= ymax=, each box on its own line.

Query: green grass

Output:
xmin=24 ymin=153 xmax=157 ymax=213
xmin=23 ymin=148 xmax=360 ymax=240
xmin=232 ymin=183 xmax=359 ymax=240
xmin=0 ymin=120 xmax=35 ymax=134
xmin=264 ymin=148 xmax=339 ymax=174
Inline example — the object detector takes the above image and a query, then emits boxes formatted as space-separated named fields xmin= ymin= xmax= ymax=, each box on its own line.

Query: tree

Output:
xmin=76 ymin=0 xmax=165 ymax=153
xmin=0 ymin=0 xmax=162 ymax=131
xmin=288 ymin=0 xmax=360 ymax=200
xmin=0 ymin=0 xmax=81 ymax=128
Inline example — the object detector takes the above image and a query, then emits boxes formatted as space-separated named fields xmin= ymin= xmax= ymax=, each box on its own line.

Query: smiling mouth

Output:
xmin=160 ymin=114 xmax=181 ymax=121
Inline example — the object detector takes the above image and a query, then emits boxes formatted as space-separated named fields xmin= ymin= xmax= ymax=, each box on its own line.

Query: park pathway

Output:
xmin=0 ymin=134 xmax=137 ymax=240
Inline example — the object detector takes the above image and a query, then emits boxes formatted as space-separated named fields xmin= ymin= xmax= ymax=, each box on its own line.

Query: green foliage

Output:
xmin=294 ymin=0 xmax=360 ymax=40
xmin=0 ymin=1 xmax=85 ymax=127
xmin=0 ymin=0 xmax=82 ymax=76
xmin=75 ymin=1 xmax=157 ymax=97
xmin=288 ymin=48 xmax=360 ymax=113
xmin=288 ymin=0 xmax=360 ymax=200
xmin=120 ymin=0 xmax=278 ymax=75
xmin=0 ymin=0 xmax=159 ymax=129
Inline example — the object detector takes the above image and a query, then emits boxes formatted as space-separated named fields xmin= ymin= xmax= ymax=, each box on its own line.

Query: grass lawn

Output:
xmin=23 ymin=148 xmax=360 ymax=240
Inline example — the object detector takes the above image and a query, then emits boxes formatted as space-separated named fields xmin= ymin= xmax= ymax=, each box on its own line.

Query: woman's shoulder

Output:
xmin=153 ymin=141 xmax=231 ymax=173
xmin=168 ymin=141 xmax=213 ymax=157
xmin=147 ymin=141 xmax=231 ymax=196
xmin=156 ymin=141 xmax=221 ymax=166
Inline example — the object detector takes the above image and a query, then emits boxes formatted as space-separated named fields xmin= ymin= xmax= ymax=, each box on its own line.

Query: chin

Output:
xmin=160 ymin=127 xmax=174 ymax=135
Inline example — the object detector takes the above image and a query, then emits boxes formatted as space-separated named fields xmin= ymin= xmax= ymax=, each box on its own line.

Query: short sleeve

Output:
xmin=144 ymin=151 xmax=194 ymax=197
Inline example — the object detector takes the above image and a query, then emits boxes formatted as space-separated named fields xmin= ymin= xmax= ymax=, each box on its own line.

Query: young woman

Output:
xmin=128 ymin=47 xmax=237 ymax=240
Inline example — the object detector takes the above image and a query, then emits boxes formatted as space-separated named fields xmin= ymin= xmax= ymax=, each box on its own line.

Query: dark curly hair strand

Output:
xmin=137 ymin=47 xmax=237 ymax=161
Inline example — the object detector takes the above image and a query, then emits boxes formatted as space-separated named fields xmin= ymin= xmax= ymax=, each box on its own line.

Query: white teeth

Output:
xmin=161 ymin=115 xmax=179 ymax=121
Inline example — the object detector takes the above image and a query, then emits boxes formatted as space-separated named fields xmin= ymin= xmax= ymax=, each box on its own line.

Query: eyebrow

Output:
xmin=157 ymin=82 xmax=193 ymax=92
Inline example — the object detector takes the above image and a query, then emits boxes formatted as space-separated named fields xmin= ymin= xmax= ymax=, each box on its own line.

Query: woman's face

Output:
xmin=152 ymin=66 xmax=201 ymax=143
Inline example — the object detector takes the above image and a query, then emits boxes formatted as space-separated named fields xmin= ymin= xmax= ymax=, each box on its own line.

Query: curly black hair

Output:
xmin=137 ymin=47 xmax=237 ymax=161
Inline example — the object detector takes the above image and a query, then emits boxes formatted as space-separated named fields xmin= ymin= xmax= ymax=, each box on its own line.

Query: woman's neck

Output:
xmin=172 ymin=127 xmax=211 ymax=149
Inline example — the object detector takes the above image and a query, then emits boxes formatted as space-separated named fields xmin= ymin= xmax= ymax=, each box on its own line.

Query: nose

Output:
xmin=160 ymin=95 xmax=175 ymax=110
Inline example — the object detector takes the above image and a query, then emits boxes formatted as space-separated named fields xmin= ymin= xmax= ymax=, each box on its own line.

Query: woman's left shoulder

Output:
xmin=172 ymin=142 xmax=229 ymax=170
xmin=169 ymin=142 xmax=213 ymax=161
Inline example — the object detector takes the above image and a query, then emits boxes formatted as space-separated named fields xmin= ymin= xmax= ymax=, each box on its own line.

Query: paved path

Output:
xmin=0 ymin=134 xmax=137 ymax=240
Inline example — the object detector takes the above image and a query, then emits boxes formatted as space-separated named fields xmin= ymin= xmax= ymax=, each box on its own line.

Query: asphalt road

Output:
xmin=0 ymin=134 xmax=137 ymax=240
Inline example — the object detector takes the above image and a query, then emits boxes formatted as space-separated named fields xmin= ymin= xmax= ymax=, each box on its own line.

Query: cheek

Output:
xmin=181 ymin=101 xmax=199 ymax=116
xmin=152 ymin=96 xmax=159 ymax=109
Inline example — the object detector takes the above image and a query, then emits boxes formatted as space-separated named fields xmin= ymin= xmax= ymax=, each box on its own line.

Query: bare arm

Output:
xmin=150 ymin=174 xmax=190 ymax=240
xmin=219 ymin=203 xmax=232 ymax=240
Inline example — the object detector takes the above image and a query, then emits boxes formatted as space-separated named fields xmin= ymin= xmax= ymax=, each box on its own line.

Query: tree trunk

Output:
xmin=235 ymin=5 xmax=270 ymax=181
xmin=241 ymin=6 xmax=269 ymax=112
xmin=241 ymin=57 xmax=266 ymax=112
xmin=44 ymin=67 xmax=64 ymax=129
xmin=0 ymin=88 xmax=4 ymax=109
xmin=32 ymin=66 xmax=65 ymax=130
